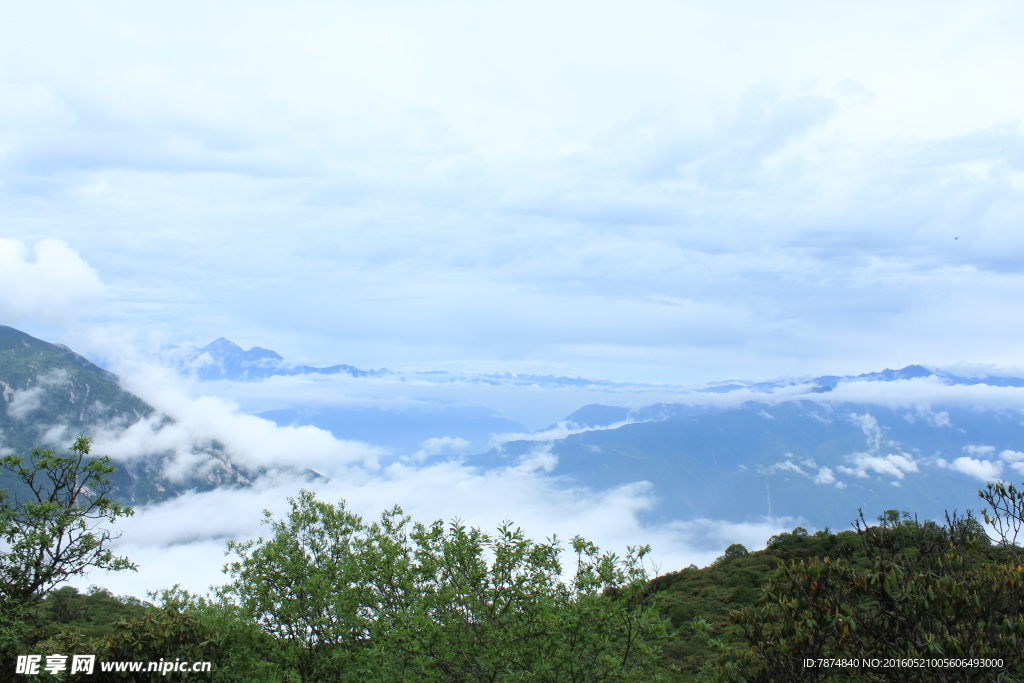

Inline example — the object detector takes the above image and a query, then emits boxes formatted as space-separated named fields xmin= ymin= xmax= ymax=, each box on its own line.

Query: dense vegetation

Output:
xmin=3 ymin=437 xmax=1024 ymax=681
xmin=654 ymin=510 xmax=1024 ymax=682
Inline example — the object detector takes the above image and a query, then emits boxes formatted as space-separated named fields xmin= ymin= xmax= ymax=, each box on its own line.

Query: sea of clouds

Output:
xmin=57 ymin=336 xmax=1024 ymax=599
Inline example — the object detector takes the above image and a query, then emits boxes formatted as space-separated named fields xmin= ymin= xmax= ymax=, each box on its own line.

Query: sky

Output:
xmin=2 ymin=1 xmax=1024 ymax=597
xmin=1 ymin=0 xmax=1022 ymax=384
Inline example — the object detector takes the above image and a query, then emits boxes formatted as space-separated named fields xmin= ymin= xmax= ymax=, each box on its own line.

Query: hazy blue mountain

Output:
xmin=475 ymin=398 xmax=1024 ymax=530
xmin=481 ymin=371 xmax=636 ymax=388
xmin=723 ymin=364 xmax=1024 ymax=393
xmin=556 ymin=404 xmax=632 ymax=429
xmin=0 ymin=326 xmax=252 ymax=504
xmin=182 ymin=334 xmax=1024 ymax=396
xmin=189 ymin=337 xmax=284 ymax=380
xmin=183 ymin=338 xmax=389 ymax=381
xmin=181 ymin=337 xmax=658 ymax=388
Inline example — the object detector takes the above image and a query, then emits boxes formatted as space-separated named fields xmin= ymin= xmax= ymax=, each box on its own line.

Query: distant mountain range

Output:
xmin=204 ymin=330 xmax=1024 ymax=530
xmin=173 ymin=336 xmax=1024 ymax=530
xmin=179 ymin=337 xmax=1024 ymax=393
xmin=473 ymin=399 xmax=1024 ymax=531
xmin=705 ymin=364 xmax=1024 ymax=393
xmin=179 ymin=337 xmax=391 ymax=381
xmin=175 ymin=338 xmax=667 ymax=387
xmin=7 ymin=325 xmax=1024 ymax=532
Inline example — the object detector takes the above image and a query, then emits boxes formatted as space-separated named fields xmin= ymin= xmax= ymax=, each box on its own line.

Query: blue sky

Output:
xmin=2 ymin=0 xmax=1023 ymax=383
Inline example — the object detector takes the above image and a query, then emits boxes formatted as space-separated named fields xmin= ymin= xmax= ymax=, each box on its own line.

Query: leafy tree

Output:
xmin=714 ymin=544 xmax=749 ymax=566
xmin=222 ymin=490 xmax=671 ymax=682
xmin=981 ymin=481 xmax=1024 ymax=560
xmin=0 ymin=436 xmax=135 ymax=656
xmin=714 ymin=508 xmax=1024 ymax=683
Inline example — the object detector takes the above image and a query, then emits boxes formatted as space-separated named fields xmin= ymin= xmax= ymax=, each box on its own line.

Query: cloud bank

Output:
xmin=2 ymin=2 xmax=1023 ymax=382
xmin=67 ymin=354 xmax=802 ymax=598
xmin=0 ymin=239 xmax=103 ymax=325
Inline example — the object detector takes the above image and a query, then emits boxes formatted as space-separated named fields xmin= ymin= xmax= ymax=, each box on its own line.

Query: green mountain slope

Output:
xmin=0 ymin=325 xmax=153 ymax=452
xmin=0 ymin=325 xmax=251 ymax=504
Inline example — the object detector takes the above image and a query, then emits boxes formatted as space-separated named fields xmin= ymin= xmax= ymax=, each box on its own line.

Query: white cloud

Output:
xmin=999 ymin=449 xmax=1024 ymax=462
xmin=489 ymin=418 xmax=643 ymax=447
xmin=910 ymin=404 xmax=952 ymax=428
xmin=6 ymin=370 xmax=72 ymax=420
xmin=0 ymin=239 xmax=103 ymax=325
xmin=7 ymin=385 xmax=45 ymax=420
xmin=946 ymin=456 xmax=1003 ymax=483
xmin=91 ymin=399 xmax=384 ymax=474
xmin=2 ymin=5 xmax=1024 ymax=382
xmin=41 ymin=424 xmax=70 ymax=447
xmin=511 ymin=445 xmax=559 ymax=474
xmin=831 ymin=412 xmax=921 ymax=481
xmin=837 ymin=453 xmax=919 ymax=480
xmin=964 ymin=444 xmax=996 ymax=457
xmin=72 ymin=450 xmax=798 ymax=599
xmin=759 ymin=457 xmax=839 ymax=487
xmin=83 ymin=359 xmax=386 ymax=479
xmin=760 ymin=460 xmax=807 ymax=477
xmin=419 ymin=436 xmax=471 ymax=455
xmin=819 ymin=379 xmax=1024 ymax=413
xmin=408 ymin=435 xmax=472 ymax=463
xmin=850 ymin=413 xmax=884 ymax=452
xmin=813 ymin=467 xmax=836 ymax=485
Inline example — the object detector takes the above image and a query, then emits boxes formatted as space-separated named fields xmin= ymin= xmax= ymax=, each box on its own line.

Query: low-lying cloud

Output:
xmin=67 ymin=355 xmax=803 ymax=599
xmin=59 ymin=343 xmax=1024 ymax=599
xmin=489 ymin=417 xmax=646 ymax=448
xmin=73 ymin=448 xmax=797 ymax=599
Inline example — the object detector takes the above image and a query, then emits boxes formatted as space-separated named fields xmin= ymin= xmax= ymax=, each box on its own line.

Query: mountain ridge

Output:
xmin=174 ymin=335 xmax=1024 ymax=392
xmin=0 ymin=325 xmax=253 ymax=504
xmin=479 ymin=397 xmax=1024 ymax=533
xmin=181 ymin=337 xmax=390 ymax=381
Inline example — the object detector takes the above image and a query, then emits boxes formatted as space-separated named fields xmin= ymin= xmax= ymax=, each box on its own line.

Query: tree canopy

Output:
xmin=221 ymin=490 xmax=671 ymax=682
xmin=0 ymin=436 xmax=135 ymax=658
